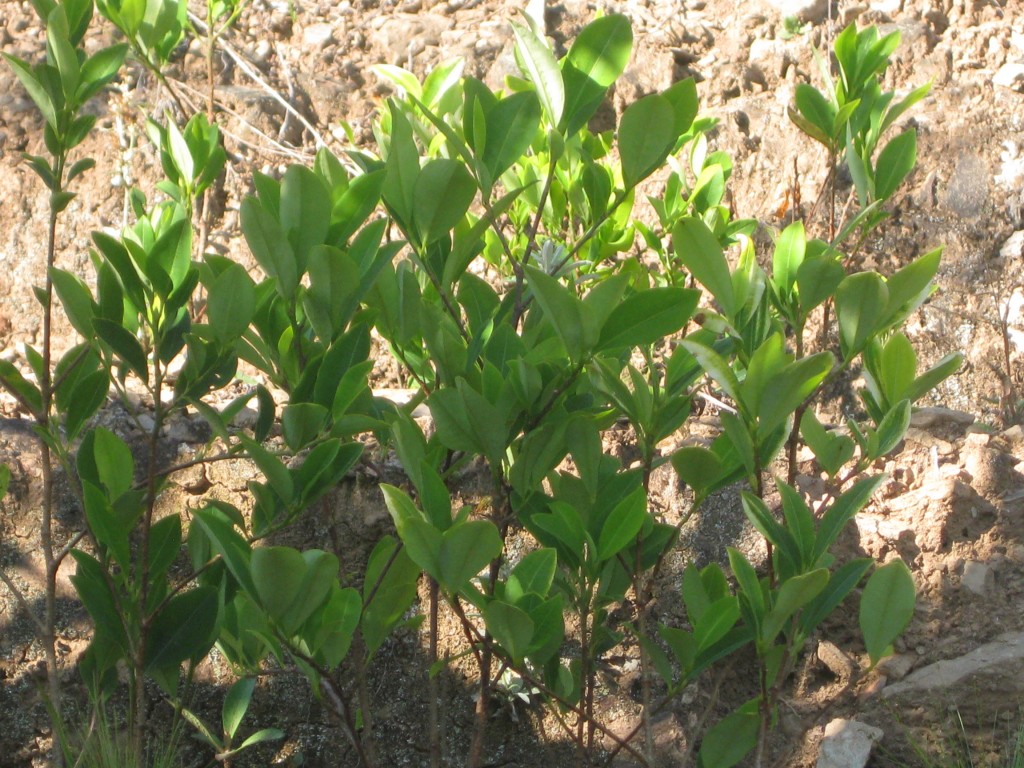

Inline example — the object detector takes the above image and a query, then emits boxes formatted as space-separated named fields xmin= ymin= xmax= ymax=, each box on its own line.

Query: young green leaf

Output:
xmin=511 ymin=21 xmax=564 ymax=126
xmin=861 ymin=559 xmax=916 ymax=665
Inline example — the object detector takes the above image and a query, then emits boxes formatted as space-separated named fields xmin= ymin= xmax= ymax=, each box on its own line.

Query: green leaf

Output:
xmin=51 ymin=268 xmax=97 ymax=339
xmin=679 ymin=339 xmax=742 ymax=409
xmin=673 ymin=217 xmax=736 ymax=318
xmin=671 ymin=446 xmax=723 ymax=498
xmin=191 ymin=505 xmax=257 ymax=597
xmin=281 ymin=402 xmax=328 ymax=452
xmin=796 ymin=254 xmax=844 ymax=313
xmin=740 ymin=492 xmax=800 ymax=574
xmin=874 ymin=128 xmax=917 ymax=200
xmin=145 ymin=586 xmax=219 ymax=671
xmin=412 ymin=159 xmax=477 ymax=246
xmin=93 ymin=318 xmax=147 ymax=380
xmin=596 ymin=287 xmax=699 ymax=352
xmin=904 ymin=351 xmax=963 ymax=405
xmin=861 ymin=559 xmax=916 ymax=665
xmin=662 ymin=77 xmax=699 ymax=139
xmin=207 ymin=261 xmax=255 ymax=344
xmin=485 ymin=601 xmax=534 ymax=665
xmin=4 ymin=54 xmax=57 ymax=127
xmin=799 ymin=558 xmax=873 ymax=636
xmin=482 ymin=91 xmax=542 ymax=183
xmin=728 ymin=547 xmax=764 ymax=621
xmin=506 ymin=549 xmax=557 ymax=602
xmin=71 ymin=550 xmax=128 ymax=654
xmin=800 ymin=410 xmax=854 ymax=477
xmin=559 ymin=14 xmax=632 ymax=135
xmin=619 ymin=94 xmax=676 ymax=188
xmin=870 ymin=399 xmax=910 ymax=458
xmin=813 ymin=474 xmax=886 ymax=563
xmin=694 ymin=596 xmax=740 ymax=652
xmin=772 ymin=220 xmax=805 ymax=299
xmin=240 ymin=197 xmax=298 ymax=298
xmin=596 ymin=486 xmax=646 ymax=561
xmin=381 ymin=101 xmax=419 ymax=229
xmin=237 ymin=435 xmax=293 ymax=503
xmin=762 ymin=568 xmax=828 ymax=643
xmin=698 ymin=699 xmax=760 ymax=768
xmin=280 ymin=165 xmax=330 ymax=269
xmin=793 ymin=83 xmax=837 ymax=145
xmin=439 ymin=519 xmax=503 ymax=592
xmin=525 ymin=265 xmax=598 ymax=363
xmin=223 ymin=678 xmax=255 ymax=739
xmin=835 ymin=271 xmax=888 ymax=358
xmin=511 ymin=21 xmax=564 ymax=126
xmin=149 ymin=514 xmax=182 ymax=580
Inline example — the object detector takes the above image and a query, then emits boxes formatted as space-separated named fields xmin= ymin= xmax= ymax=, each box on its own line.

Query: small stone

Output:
xmin=870 ymin=0 xmax=901 ymax=14
xmin=1001 ymin=230 xmax=1024 ymax=260
xmin=303 ymin=22 xmax=335 ymax=50
xmin=758 ymin=0 xmax=830 ymax=23
xmin=994 ymin=62 xmax=1024 ymax=92
xmin=817 ymin=719 xmax=884 ymax=768
xmin=961 ymin=560 xmax=994 ymax=595
xmin=909 ymin=407 xmax=975 ymax=429
xmin=252 ymin=39 xmax=273 ymax=64
xmin=877 ymin=653 xmax=916 ymax=681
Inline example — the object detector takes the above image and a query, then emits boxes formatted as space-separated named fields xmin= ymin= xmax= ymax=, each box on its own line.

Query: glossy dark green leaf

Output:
xmin=281 ymin=402 xmax=328 ymax=452
xmin=507 ymin=549 xmax=557 ymax=602
xmin=145 ymin=585 xmax=219 ymax=670
xmin=799 ymin=409 xmax=854 ymax=477
xmin=596 ymin=287 xmax=699 ymax=352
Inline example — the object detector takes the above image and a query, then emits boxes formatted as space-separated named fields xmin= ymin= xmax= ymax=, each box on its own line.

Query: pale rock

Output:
xmin=302 ymin=22 xmax=335 ymax=50
xmin=1000 ymin=230 xmax=1024 ymax=260
xmin=909 ymin=406 xmax=975 ymax=429
xmin=816 ymin=719 xmax=884 ymax=768
xmin=961 ymin=560 xmax=994 ymax=595
xmin=884 ymin=632 xmax=1024 ymax=698
xmin=877 ymin=653 xmax=916 ymax=681
xmin=994 ymin=62 xmax=1024 ymax=92
xmin=870 ymin=0 xmax=901 ymax=15
xmin=758 ymin=0 xmax=831 ymax=24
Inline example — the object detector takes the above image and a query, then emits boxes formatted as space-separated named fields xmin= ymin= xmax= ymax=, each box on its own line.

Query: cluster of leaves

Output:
xmin=0 ymin=6 xmax=962 ymax=768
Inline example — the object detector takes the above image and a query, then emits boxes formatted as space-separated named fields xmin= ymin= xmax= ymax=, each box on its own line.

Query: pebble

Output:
xmin=1000 ymin=230 xmax=1024 ymax=260
xmin=816 ymin=719 xmax=884 ymax=768
xmin=303 ymin=22 xmax=336 ymax=50
xmin=961 ymin=560 xmax=994 ymax=595
xmin=758 ymin=0 xmax=830 ymax=24
xmin=993 ymin=62 xmax=1024 ymax=92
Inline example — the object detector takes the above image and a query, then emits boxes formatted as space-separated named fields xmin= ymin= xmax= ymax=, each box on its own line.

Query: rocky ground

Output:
xmin=2 ymin=0 xmax=1024 ymax=766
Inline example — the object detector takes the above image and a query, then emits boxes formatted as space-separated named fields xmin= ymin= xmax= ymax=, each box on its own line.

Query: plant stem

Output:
xmin=428 ymin=578 xmax=441 ymax=768
xmin=40 ymin=151 xmax=66 ymax=768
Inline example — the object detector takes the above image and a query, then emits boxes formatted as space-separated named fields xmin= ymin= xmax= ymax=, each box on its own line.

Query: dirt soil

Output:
xmin=3 ymin=0 xmax=1024 ymax=766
